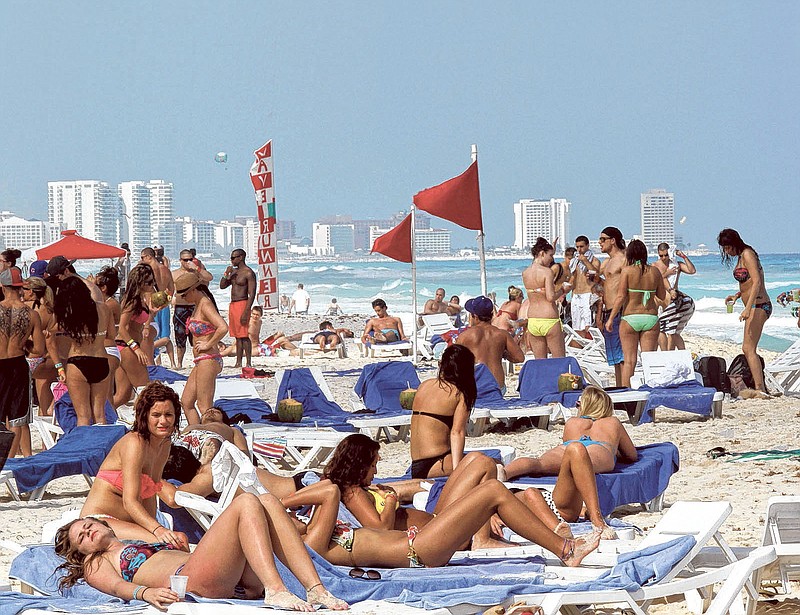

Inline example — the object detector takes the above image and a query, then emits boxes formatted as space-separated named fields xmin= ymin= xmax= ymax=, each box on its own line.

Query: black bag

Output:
xmin=696 ymin=356 xmax=730 ymax=394
xmin=727 ymin=353 xmax=765 ymax=392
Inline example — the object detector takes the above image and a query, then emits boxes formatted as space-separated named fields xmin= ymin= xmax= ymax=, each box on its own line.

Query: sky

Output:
xmin=1 ymin=1 xmax=798 ymax=252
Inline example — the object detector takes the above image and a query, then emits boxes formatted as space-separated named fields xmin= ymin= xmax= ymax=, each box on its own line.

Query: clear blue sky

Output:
xmin=1 ymin=2 xmax=797 ymax=251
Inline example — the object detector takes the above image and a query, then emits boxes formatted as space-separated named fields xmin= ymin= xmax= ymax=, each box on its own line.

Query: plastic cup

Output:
xmin=170 ymin=575 xmax=188 ymax=600
xmin=617 ymin=527 xmax=636 ymax=541
xmin=726 ymin=302 xmax=734 ymax=314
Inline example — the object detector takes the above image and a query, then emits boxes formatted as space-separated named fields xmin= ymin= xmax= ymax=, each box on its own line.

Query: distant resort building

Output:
xmin=48 ymin=180 xmax=121 ymax=246
xmin=641 ymin=188 xmax=675 ymax=251
xmin=512 ymin=198 xmax=571 ymax=250
xmin=0 ymin=211 xmax=49 ymax=250
xmin=368 ymin=224 xmax=451 ymax=256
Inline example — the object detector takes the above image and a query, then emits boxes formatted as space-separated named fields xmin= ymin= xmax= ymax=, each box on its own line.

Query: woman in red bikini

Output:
xmin=80 ymin=381 xmax=189 ymax=547
xmin=720 ymin=228 xmax=772 ymax=394
xmin=174 ymin=271 xmax=228 ymax=424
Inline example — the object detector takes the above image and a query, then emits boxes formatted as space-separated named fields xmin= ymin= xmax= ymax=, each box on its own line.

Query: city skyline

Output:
xmin=2 ymin=3 xmax=798 ymax=251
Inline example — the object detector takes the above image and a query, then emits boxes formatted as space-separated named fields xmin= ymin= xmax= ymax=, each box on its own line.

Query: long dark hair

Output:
xmin=133 ymin=381 xmax=182 ymax=442
xmin=625 ymin=239 xmax=648 ymax=273
xmin=322 ymin=433 xmax=380 ymax=492
xmin=1 ymin=248 xmax=21 ymax=266
xmin=717 ymin=228 xmax=755 ymax=265
xmin=54 ymin=517 xmax=112 ymax=589
xmin=121 ymin=264 xmax=155 ymax=316
xmin=530 ymin=237 xmax=553 ymax=259
xmin=95 ymin=266 xmax=120 ymax=298
xmin=438 ymin=344 xmax=477 ymax=410
xmin=54 ymin=277 xmax=98 ymax=342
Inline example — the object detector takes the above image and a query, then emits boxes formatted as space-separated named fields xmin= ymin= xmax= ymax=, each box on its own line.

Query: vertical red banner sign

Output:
xmin=249 ymin=140 xmax=279 ymax=310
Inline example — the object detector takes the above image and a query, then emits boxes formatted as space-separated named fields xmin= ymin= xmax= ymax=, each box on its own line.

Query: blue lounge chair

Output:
xmin=274 ymin=367 xmax=355 ymax=430
xmin=348 ymin=361 xmax=420 ymax=441
xmin=472 ymin=364 xmax=551 ymax=432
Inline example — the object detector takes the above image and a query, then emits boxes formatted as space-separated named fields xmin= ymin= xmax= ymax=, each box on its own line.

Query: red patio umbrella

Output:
xmin=35 ymin=230 xmax=126 ymax=260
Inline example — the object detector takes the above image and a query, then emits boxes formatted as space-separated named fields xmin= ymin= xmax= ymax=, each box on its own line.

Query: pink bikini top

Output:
xmin=131 ymin=310 xmax=150 ymax=325
xmin=96 ymin=470 xmax=162 ymax=499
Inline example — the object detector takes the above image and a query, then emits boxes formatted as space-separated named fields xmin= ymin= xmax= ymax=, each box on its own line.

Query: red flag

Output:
xmin=413 ymin=160 xmax=483 ymax=231
xmin=371 ymin=214 xmax=412 ymax=263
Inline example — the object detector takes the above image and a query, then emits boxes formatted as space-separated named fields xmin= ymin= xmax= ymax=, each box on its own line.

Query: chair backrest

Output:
xmin=641 ymin=350 xmax=695 ymax=387
xmin=475 ymin=364 xmax=503 ymax=402
xmin=212 ymin=441 xmax=267 ymax=510
xmin=54 ymin=393 xmax=119 ymax=433
xmin=518 ymin=357 xmax=584 ymax=400
xmin=421 ymin=313 xmax=455 ymax=338
xmin=214 ymin=379 xmax=260 ymax=399
xmin=277 ymin=368 xmax=345 ymax=416
xmin=762 ymin=495 xmax=800 ymax=547
xmin=353 ymin=361 xmax=420 ymax=412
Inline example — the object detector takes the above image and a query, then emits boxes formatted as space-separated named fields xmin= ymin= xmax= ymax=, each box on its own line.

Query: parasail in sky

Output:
xmin=679 ymin=216 xmax=687 ymax=224
xmin=214 ymin=152 xmax=228 ymax=164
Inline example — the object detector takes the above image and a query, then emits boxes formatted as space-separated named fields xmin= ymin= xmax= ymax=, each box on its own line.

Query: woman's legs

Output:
xmin=105 ymin=355 xmax=119 ymax=413
xmin=742 ymin=309 xmax=769 ymax=391
xmin=193 ymin=359 xmax=222 ymax=419
xmin=32 ymin=362 xmax=55 ymax=417
xmin=65 ymin=365 xmax=92 ymax=427
xmin=90 ymin=376 xmax=111 ymax=424
xmin=546 ymin=324 xmax=566 ymax=358
xmin=529 ymin=334 xmax=548 ymax=360
xmin=639 ymin=325 xmax=660 ymax=353
xmin=617 ymin=321 xmax=639 ymax=387
xmin=181 ymin=367 xmax=201 ymax=426
xmin=551 ymin=443 xmax=611 ymax=535
xmin=504 ymin=447 xmax=566 ymax=480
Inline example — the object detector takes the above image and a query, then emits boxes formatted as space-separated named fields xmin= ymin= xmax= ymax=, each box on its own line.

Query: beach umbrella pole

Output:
xmin=411 ymin=204 xmax=418 ymax=365
xmin=472 ymin=144 xmax=487 ymax=297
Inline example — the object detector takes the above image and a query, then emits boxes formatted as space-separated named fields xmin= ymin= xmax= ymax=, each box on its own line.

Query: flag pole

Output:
xmin=472 ymin=144 xmax=487 ymax=297
xmin=410 ymin=204 xmax=418 ymax=365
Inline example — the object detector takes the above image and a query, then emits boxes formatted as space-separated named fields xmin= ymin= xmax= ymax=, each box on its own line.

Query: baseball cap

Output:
xmin=0 ymin=268 xmax=24 ymax=287
xmin=29 ymin=260 xmax=48 ymax=278
xmin=46 ymin=255 xmax=75 ymax=277
xmin=464 ymin=295 xmax=494 ymax=319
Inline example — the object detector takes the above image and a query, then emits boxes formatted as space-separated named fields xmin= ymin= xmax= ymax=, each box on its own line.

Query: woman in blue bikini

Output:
xmin=605 ymin=239 xmax=666 ymax=387
xmin=503 ymin=386 xmax=638 ymax=537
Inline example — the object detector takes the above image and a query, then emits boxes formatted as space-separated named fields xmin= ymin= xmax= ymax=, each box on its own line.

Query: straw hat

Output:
xmin=174 ymin=271 xmax=201 ymax=294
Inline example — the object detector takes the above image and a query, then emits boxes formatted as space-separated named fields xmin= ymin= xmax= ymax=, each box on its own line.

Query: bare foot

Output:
xmin=471 ymin=535 xmax=512 ymax=550
xmin=560 ymin=533 xmax=600 ymax=567
xmin=264 ymin=588 xmax=313 ymax=611
xmin=306 ymin=584 xmax=349 ymax=610
xmin=554 ymin=521 xmax=574 ymax=539
xmin=593 ymin=524 xmax=617 ymax=540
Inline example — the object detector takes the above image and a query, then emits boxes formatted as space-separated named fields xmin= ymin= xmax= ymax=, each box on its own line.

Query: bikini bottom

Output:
xmin=754 ymin=301 xmax=773 ymax=318
xmin=193 ymin=353 xmax=224 ymax=369
xmin=410 ymin=450 xmax=451 ymax=479
xmin=620 ymin=313 xmax=659 ymax=332
xmin=66 ymin=356 xmax=110 ymax=384
xmin=527 ymin=317 xmax=561 ymax=337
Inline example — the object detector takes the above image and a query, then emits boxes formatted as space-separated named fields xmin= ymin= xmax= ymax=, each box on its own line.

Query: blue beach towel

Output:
xmin=637 ymin=381 xmax=717 ymax=424
xmin=475 ymin=363 xmax=504 ymax=402
xmin=274 ymin=368 xmax=354 ymax=429
xmin=4 ymin=424 xmax=127 ymax=494
xmin=54 ymin=393 xmax=118 ymax=432
xmin=146 ymin=365 xmax=187 ymax=382
xmin=213 ymin=397 xmax=274 ymax=423
xmin=353 ymin=361 xmax=420 ymax=415
xmin=518 ymin=357 xmax=586 ymax=406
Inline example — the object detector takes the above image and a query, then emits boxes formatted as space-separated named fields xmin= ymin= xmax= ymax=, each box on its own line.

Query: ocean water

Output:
xmin=201 ymin=254 xmax=800 ymax=353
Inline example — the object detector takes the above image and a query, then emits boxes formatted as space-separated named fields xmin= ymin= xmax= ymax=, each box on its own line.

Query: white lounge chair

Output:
xmin=242 ymin=423 xmax=349 ymax=473
xmin=763 ymin=338 xmax=800 ymax=395
xmin=760 ymin=495 xmax=800 ymax=594
xmin=298 ymin=332 xmax=348 ymax=359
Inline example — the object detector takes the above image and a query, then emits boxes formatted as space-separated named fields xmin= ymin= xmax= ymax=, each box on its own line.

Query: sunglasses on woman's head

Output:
xmin=348 ymin=567 xmax=381 ymax=580
xmin=576 ymin=400 xmax=582 ymax=408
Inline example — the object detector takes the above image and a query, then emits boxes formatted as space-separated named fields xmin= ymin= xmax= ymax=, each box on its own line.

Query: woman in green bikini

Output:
xmin=605 ymin=239 xmax=665 ymax=387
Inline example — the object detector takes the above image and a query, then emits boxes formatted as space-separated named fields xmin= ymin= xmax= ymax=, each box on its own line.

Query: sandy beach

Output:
xmin=1 ymin=312 xmax=798 ymax=613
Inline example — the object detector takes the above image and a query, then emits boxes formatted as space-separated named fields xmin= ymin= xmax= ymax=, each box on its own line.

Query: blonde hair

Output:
xmin=579 ymin=385 xmax=613 ymax=420
xmin=508 ymin=287 xmax=523 ymax=301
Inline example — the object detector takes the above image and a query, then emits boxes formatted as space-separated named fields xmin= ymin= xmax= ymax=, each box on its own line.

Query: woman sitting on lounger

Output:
xmin=502 ymin=386 xmax=637 ymax=536
xmin=80 ymin=382 xmax=190 ymax=549
xmin=410 ymin=344 xmax=498 ymax=481
xmin=56 ymin=494 xmax=348 ymax=611
xmin=281 ymin=476 xmax=599 ymax=570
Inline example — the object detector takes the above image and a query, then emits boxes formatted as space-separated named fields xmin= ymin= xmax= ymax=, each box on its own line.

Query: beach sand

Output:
xmin=1 ymin=312 xmax=798 ymax=613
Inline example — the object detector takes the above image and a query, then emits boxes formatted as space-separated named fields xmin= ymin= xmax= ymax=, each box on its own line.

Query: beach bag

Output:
xmin=727 ymin=353 xmax=764 ymax=397
xmin=696 ymin=356 xmax=730 ymax=394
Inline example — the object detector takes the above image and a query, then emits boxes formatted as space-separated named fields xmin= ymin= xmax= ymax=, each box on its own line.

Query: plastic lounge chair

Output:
xmin=2 ymin=424 xmax=127 ymax=501
xmin=563 ymin=324 xmax=606 ymax=360
xmin=634 ymin=350 xmax=723 ymax=424
xmin=273 ymin=366 xmax=354 ymax=430
xmin=242 ymin=423 xmax=349 ymax=473
xmin=348 ymin=361 xmax=420 ymax=442
xmin=518 ymin=357 xmax=650 ymax=424
xmin=763 ymin=338 xmax=800 ymax=395
xmin=298 ymin=332 xmax=348 ymax=359
xmin=759 ymin=495 xmax=800 ymax=593
xmin=471 ymin=364 xmax=550 ymax=433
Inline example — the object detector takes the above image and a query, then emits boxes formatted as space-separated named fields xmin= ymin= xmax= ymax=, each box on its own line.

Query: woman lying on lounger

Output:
xmin=502 ymin=386 xmax=637 ymax=536
xmin=281 ymin=477 xmax=599 ymax=569
xmin=56 ymin=493 xmax=348 ymax=611
xmin=410 ymin=344 xmax=498 ymax=480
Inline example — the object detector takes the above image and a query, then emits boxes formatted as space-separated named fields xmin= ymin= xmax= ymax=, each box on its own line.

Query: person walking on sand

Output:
xmin=458 ymin=295 xmax=523 ymax=392
xmin=219 ymin=249 xmax=256 ymax=368
xmin=140 ymin=248 xmax=174 ymax=351
xmin=569 ymin=235 xmax=601 ymax=340
xmin=596 ymin=227 xmax=627 ymax=388
xmin=654 ymin=243 xmax=697 ymax=351
xmin=289 ymin=283 xmax=310 ymax=316
xmin=172 ymin=249 xmax=213 ymax=368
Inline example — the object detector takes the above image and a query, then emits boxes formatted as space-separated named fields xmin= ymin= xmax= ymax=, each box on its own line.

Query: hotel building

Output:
xmin=512 ymin=198 xmax=571 ymax=250
xmin=640 ymin=189 xmax=675 ymax=251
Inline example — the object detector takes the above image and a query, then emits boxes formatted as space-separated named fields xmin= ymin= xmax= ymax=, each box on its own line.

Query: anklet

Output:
xmin=560 ymin=538 xmax=574 ymax=561
xmin=305 ymin=582 xmax=323 ymax=592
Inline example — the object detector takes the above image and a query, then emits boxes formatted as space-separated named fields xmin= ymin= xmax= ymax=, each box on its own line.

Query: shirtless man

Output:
xmin=569 ymin=235 xmax=601 ymax=340
xmin=0 ymin=268 xmax=45 ymax=458
xmin=423 ymin=288 xmax=448 ymax=315
xmin=249 ymin=305 xmax=263 ymax=347
xmin=219 ymin=248 xmax=256 ymax=367
xmin=596 ymin=227 xmax=627 ymax=387
xmin=141 ymin=247 xmax=175 ymax=354
xmin=171 ymin=249 xmax=213 ymax=368
xmin=653 ymin=243 xmax=697 ymax=350
xmin=457 ymin=295 xmax=524 ymax=392
xmin=361 ymin=298 xmax=405 ymax=344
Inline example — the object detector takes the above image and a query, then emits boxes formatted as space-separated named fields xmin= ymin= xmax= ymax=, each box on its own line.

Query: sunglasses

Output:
xmin=598 ymin=236 xmax=611 ymax=242
xmin=576 ymin=399 xmax=582 ymax=408
xmin=348 ymin=567 xmax=381 ymax=580
xmin=181 ymin=258 xmax=193 ymax=262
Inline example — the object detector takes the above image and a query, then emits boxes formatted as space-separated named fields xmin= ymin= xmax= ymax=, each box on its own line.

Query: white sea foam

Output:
xmin=381 ymin=278 xmax=408 ymax=291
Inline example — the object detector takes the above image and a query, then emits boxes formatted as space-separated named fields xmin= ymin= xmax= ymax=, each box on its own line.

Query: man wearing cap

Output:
xmin=219 ymin=248 xmax=256 ymax=368
xmin=46 ymin=256 xmax=104 ymax=302
xmin=28 ymin=260 xmax=48 ymax=279
xmin=0 ymin=268 xmax=45 ymax=458
xmin=457 ymin=295 xmax=524 ymax=392
xmin=171 ymin=249 xmax=213 ymax=368
xmin=596 ymin=226 xmax=627 ymax=387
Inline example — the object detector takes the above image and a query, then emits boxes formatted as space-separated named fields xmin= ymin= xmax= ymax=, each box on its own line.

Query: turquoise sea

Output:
xmin=203 ymin=253 xmax=800 ymax=353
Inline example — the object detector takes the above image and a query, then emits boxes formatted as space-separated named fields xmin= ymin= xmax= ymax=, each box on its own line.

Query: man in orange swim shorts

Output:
xmin=219 ymin=248 xmax=256 ymax=368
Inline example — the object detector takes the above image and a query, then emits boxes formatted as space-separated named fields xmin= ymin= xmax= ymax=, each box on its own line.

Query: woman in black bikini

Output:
xmin=93 ymin=266 xmax=123 ymax=411
xmin=719 ymin=228 xmax=772 ymax=393
xmin=46 ymin=277 xmax=115 ymax=426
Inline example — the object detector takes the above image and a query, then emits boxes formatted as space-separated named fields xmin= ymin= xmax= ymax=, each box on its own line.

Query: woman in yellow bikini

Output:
xmin=605 ymin=239 xmax=665 ymax=387
xmin=522 ymin=237 xmax=570 ymax=358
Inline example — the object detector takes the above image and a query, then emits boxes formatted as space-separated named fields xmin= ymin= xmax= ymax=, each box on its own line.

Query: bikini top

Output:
xmin=411 ymin=410 xmax=455 ymax=429
xmin=131 ymin=309 xmax=150 ymax=325
xmin=187 ymin=317 xmax=216 ymax=336
xmin=733 ymin=267 xmax=750 ymax=283
xmin=119 ymin=541 xmax=179 ymax=582
xmin=96 ymin=470 xmax=162 ymax=499
xmin=526 ymin=287 xmax=545 ymax=294
xmin=629 ymin=288 xmax=653 ymax=303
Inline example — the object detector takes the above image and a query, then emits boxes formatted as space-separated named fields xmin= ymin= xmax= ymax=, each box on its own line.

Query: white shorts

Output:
xmin=571 ymin=293 xmax=594 ymax=330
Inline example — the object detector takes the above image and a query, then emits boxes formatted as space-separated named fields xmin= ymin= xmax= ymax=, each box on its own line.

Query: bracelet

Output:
xmin=151 ymin=524 xmax=162 ymax=535
xmin=54 ymin=362 xmax=63 ymax=369
xmin=129 ymin=342 xmax=139 ymax=350
xmin=133 ymin=585 xmax=146 ymax=601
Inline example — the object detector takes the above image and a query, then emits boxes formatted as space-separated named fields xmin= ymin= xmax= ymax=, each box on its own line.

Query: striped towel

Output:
xmin=253 ymin=436 xmax=287 ymax=460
